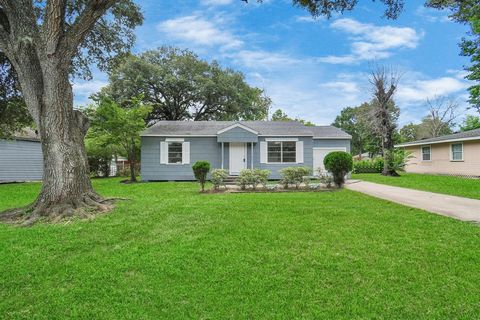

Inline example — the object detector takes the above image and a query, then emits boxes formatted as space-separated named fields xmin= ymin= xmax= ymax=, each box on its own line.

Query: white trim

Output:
xmin=165 ymin=138 xmax=184 ymax=142
xmin=450 ymin=142 xmax=464 ymax=162
xmin=182 ymin=141 xmax=190 ymax=164
xmin=250 ymin=142 xmax=254 ymax=169
xmin=396 ymin=136 xmax=480 ymax=147
xmin=142 ymin=134 xmax=216 ymax=137
xmin=221 ymin=142 xmax=224 ymax=169
xmin=313 ymin=137 xmax=352 ymax=140
xmin=265 ymin=138 xmax=299 ymax=142
xmin=420 ymin=145 xmax=432 ymax=162
xmin=312 ymin=147 xmax=347 ymax=151
xmin=217 ymin=123 xmax=258 ymax=135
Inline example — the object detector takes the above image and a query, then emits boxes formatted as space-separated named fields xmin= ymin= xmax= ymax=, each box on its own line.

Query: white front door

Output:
xmin=313 ymin=147 xmax=347 ymax=173
xmin=229 ymin=142 xmax=247 ymax=175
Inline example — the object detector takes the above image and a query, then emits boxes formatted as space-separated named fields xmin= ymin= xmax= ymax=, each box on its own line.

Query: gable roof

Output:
xmin=396 ymin=128 xmax=480 ymax=147
xmin=141 ymin=121 xmax=351 ymax=139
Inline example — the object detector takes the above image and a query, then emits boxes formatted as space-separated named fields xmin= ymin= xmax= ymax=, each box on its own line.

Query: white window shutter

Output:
xmin=260 ymin=141 xmax=267 ymax=164
xmin=296 ymin=141 xmax=304 ymax=163
xmin=182 ymin=141 xmax=190 ymax=164
xmin=160 ymin=141 xmax=168 ymax=164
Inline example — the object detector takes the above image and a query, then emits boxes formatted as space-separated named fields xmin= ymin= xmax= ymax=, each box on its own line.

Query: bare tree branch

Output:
xmin=424 ymin=95 xmax=459 ymax=137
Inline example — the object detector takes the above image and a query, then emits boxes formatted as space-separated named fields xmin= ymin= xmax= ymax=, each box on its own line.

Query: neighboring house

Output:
xmin=141 ymin=121 xmax=351 ymax=181
xmin=396 ymin=128 xmax=480 ymax=177
xmin=0 ymin=129 xmax=43 ymax=182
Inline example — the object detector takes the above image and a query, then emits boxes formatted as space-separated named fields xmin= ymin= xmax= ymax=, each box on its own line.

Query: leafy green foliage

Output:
xmin=210 ymin=169 xmax=229 ymax=190
xmin=271 ymin=109 xmax=315 ymax=126
xmin=103 ymin=46 xmax=270 ymax=123
xmin=0 ymin=53 xmax=32 ymax=138
xmin=86 ymin=96 xmax=151 ymax=182
xmin=279 ymin=167 xmax=312 ymax=189
xmin=192 ymin=161 xmax=211 ymax=192
xmin=323 ymin=152 xmax=353 ymax=188
xmin=460 ymin=115 xmax=480 ymax=131
xmin=353 ymin=158 xmax=385 ymax=174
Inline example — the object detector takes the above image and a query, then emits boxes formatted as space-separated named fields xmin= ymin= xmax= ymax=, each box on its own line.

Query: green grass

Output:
xmin=353 ymin=173 xmax=480 ymax=200
xmin=1 ymin=178 xmax=479 ymax=319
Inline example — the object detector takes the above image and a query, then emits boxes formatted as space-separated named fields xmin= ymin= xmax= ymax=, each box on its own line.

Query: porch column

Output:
xmin=221 ymin=142 xmax=224 ymax=169
xmin=251 ymin=142 xmax=254 ymax=169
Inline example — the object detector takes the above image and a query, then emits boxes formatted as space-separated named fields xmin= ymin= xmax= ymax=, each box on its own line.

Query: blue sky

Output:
xmin=72 ymin=0 xmax=474 ymax=126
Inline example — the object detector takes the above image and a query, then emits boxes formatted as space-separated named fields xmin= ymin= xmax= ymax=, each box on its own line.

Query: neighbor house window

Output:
xmin=168 ymin=142 xmax=183 ymax=164
xmin=421 ymin=146 xmax=431 ymax=161
xmin=451 ymin=143 xmax=463 ymax=161
xmin=267 ymin=141 xmax=296 ymax=163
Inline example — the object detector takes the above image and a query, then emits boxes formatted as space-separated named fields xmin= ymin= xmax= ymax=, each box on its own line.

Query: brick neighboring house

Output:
xmin=396 ymin=128 xmax=480 ymax=177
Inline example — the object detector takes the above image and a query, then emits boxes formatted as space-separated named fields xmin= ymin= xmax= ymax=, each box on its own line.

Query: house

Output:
xmin=0 ymin=129 xmax=43 ymax=182
xmin=140 ymin=121 xmax=351 ymax=181
xmin=396 ymin=128 xmax=480 ymax=177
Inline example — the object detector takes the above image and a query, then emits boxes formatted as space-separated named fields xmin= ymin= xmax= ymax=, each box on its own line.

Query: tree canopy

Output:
xmin=460 ymin=114 xmax=480 ymax=131
xmin=270 ymin=108 xmax=315 ymax=126
xmin=102 ymin=46 xmax=271 ymax=124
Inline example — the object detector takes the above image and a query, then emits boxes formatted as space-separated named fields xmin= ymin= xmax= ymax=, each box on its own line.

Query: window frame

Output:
xmin=267 ymin=141 xmax=297 ymax=164
xmin=450 ymin=142 xmax=464 ymax=162
xmin=421 ymin=145 xmax=431 ymax=162
xmin=167 ymin=141 xmax=183 ymax=165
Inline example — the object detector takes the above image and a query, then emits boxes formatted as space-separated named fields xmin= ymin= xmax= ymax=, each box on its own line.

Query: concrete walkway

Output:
xmin=345 ymin=180 xmax=480 ymax=223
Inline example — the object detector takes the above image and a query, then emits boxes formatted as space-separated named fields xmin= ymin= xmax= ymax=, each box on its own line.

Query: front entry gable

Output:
xmin=217 ymin=123 xmax=258 ymax=143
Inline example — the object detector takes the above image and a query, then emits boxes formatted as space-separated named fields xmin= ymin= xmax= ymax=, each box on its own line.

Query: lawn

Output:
xmin=353 ymin=173 xmax=480 ymax=200
xmin=1 ymin=179 xmax=479 ymax=319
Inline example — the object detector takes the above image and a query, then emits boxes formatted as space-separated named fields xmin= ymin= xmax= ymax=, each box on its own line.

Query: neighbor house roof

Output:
xmin=3 ymin=128 xmax=41 ymax=142
xmin=141 ymin=121 xmax=351 ymax=139
xmin=396 ymin=128 xmax=480 ymax=147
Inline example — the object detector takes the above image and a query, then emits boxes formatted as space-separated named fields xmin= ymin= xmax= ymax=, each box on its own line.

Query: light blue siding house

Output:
xmin=141 ymin=121 xmax=351 ymax=181
xmin=0 ymin=131 xmax=43 ymax=182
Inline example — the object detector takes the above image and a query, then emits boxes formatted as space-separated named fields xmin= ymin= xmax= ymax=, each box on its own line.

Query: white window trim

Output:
xmin=266 ymin=140 xmax=298 ymax=164
xmin=265 ymin=138 xmax=299 ymax=142
xmin=450 ymin=142 xmax=464 ymax=162
xmin=165 ymin=138 xmax=185 ymax=142
xmin=420 ymin=145 xmax=432 ymax=162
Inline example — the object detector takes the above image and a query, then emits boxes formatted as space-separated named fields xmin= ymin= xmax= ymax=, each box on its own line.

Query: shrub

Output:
xmin=323 ymin=151 xmax=353 ymax=188
xmin=279 ymin=166 xmax=311 ymax=189
xmin=316 ymin=168 xmax=334 ymax=188
xmin=392 ymin=149 xmax=413 ymax=172
xmin=211 ymin=169 xmax=228 ymax=190
xmin=192 ymin=161 xmax=211 ymax=192
xmin=237 ymin=169 xmax=271 ymax=190
xmin=352 ymin=158 xmax=384 ymax=174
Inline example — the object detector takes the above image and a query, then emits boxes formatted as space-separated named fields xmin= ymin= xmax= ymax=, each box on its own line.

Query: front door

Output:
xmin=229 ymin=142 xmax=247 ymax=175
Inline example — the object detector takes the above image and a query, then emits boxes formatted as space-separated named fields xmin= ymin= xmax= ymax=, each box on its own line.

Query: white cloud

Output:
xmin=72 ymin=80 xmax=108 ymax=106
xmin=415 ymin=6 xmax=451 ymax=23
xmin=157 ymin=15 xmax=243 ymax=50
xmin=318 ymin=18 xmax=423 ymax=64
xmin=201 ymin=0 xmax=233 ymax=5
xmin=295 ymin=15 xmax=325 ymax=23
xmin=397 ymin=76 xmax=469 ymax=104
xmin=228 ymin=50 xmax=300 ymax=70
xmin=320 ymin=81 xmax=360 ymax=94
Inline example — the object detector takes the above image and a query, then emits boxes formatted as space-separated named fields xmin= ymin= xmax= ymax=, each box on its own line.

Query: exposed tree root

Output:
xmin=0 ymin=193 xmax=127 ymax=226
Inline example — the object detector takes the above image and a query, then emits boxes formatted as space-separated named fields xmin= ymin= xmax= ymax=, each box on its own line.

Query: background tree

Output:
xmin=85 ymin=128 xmax=121 ymax=178
xmin=87 ymin=97 xmax=151 ymax=183
xmin=427 ymin=1 xmax=480 ymax=111
xmin=422 ymin=96 xmax=458 ymax=137
xmin=0 ymin=0 xmax=143 ymax=223
xmin=0 ymin=53 xmax=32 ymax=138
xmin=270 ymin=108 xmax=315 ymax=126
xmin=460 ymin=114 xmax=480 ymax=131
xmin=369 ymin=66 xmax=401 ymax=176
xmin=399 ymin=122 xmax=419 ymax=143
xmin=103 ymin=47 xmax=270 ymax=124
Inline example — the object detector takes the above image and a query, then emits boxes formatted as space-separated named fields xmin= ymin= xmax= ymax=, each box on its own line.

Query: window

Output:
xmin=168 ymin=142 xmax=183 ymax=164
xmin=421 ymin=146 xmax=431 ymax=161
xmin=267 ymin=141 xmax=296 ymax=163
xmin=451 ymin=143 xmax=463 ymax=161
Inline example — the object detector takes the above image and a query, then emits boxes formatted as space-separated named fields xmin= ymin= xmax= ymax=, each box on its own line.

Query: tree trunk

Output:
xmin=1 ymin=60 xmax=111 ymax=224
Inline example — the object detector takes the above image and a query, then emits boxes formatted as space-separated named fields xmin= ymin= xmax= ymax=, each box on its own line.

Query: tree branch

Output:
xmin=44 ymin=0 xmax=66 ymax=56
xmin=62 ymin=0 xmax=117 ymax=60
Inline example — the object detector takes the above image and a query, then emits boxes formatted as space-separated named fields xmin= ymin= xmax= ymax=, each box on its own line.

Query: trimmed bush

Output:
xmin=236 ymin=169 xmax=271 ymax=190
xmin=192 ymin=160 xmax=211 ymax=192
xmin=279 ymin=166 xmax=311 ymax=189
xmin=323 ymin=151 xmax=353 ymax=188
xmin=352 ymin=158 xmax=384 ymax=174
xmin=211 ymin=169 xmax=229 ymax=190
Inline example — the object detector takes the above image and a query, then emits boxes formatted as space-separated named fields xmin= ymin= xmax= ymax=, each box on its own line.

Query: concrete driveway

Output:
xmin=346 ymin=180 xmax=480 ymax=223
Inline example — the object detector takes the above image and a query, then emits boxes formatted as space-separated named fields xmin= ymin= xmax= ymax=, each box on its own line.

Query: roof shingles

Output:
xmin=397 ymin=128 xmax=480 ymax=146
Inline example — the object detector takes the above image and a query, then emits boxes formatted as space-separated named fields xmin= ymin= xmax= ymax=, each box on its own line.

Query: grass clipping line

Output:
xmin=0 ymin=194 xmax=128 ymax=226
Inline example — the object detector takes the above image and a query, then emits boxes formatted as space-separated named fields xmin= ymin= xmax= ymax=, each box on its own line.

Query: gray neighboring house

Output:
xmin=141 ymin=121 xmax=351 ymax=181
xmin=0 ymin=129 xmax=43 ymax=182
